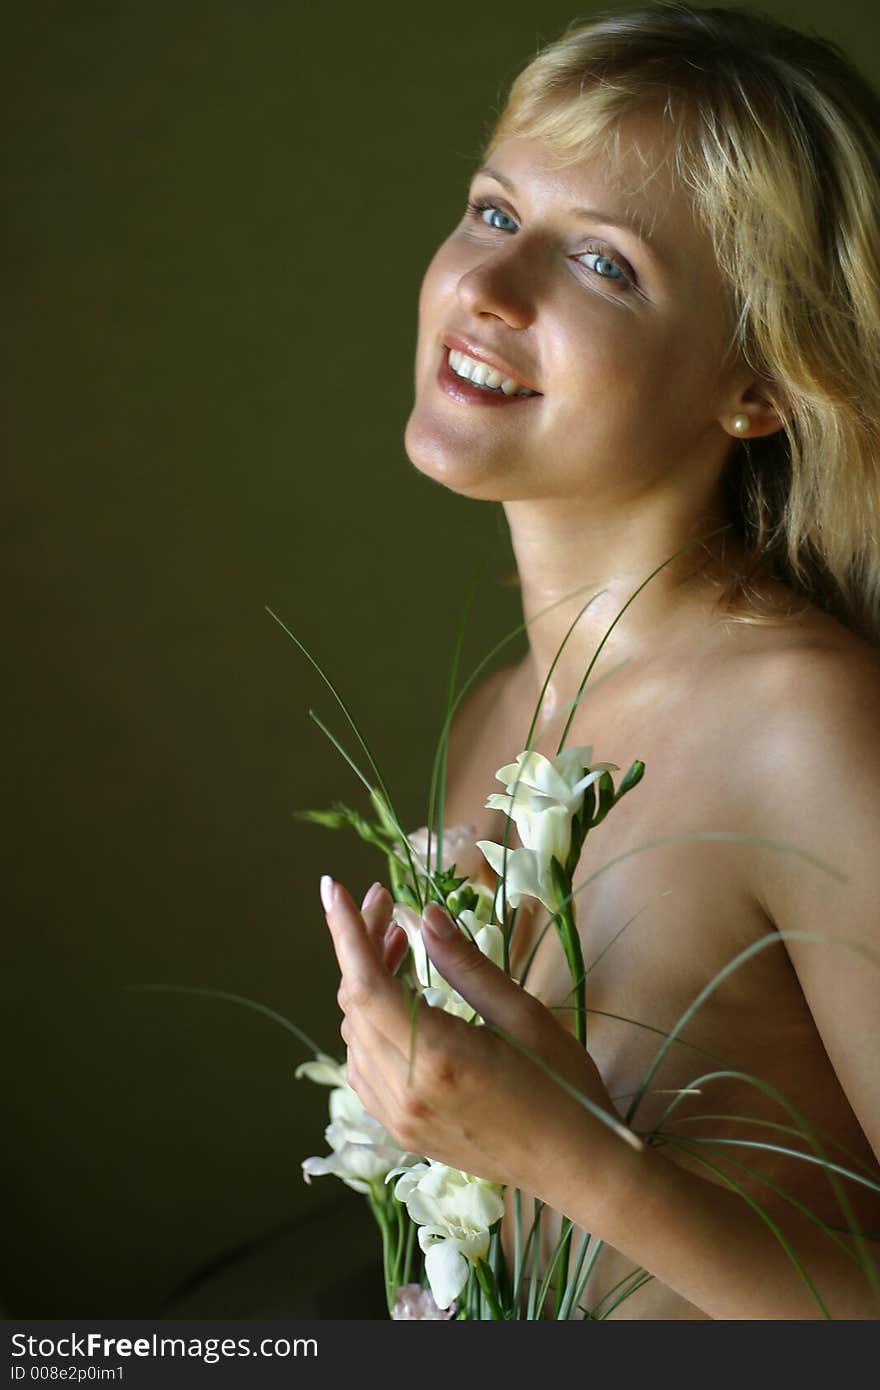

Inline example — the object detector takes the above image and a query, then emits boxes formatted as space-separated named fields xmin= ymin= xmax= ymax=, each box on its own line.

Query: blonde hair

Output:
xmin=483 ymin=4 xmax=880 ymax=642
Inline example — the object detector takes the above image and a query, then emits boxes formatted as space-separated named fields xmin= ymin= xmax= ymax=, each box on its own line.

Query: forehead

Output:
xmin=480 ymin=113 xmax=716 ymax=285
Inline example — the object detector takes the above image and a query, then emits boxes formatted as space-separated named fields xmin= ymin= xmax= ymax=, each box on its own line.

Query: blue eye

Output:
xmin=464 ymin=198 xmax=634 ymax=289
xmin=467 ymin=198 xmax=517 ymax=232
xmin=578 ymin=249 xmax=626 ymax=281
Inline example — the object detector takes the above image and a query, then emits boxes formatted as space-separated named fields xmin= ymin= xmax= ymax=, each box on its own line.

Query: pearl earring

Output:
xmin=731 ymin=414 xmax=750 ymax=435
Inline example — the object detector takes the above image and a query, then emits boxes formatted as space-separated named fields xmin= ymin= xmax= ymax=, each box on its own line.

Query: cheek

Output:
xmin=416 ymin=237 xmax=476 ymax=335
xmin=417 ymin=239 xmax=457 ymax=323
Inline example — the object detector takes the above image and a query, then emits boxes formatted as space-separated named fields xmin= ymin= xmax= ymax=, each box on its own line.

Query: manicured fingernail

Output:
xmin=361 ymin=881 xmax=383 ymax=912
xmin=422 ymin=903 xmax=456 ymax=939
xmin=320 ymin=875 xmax=337 ymax=912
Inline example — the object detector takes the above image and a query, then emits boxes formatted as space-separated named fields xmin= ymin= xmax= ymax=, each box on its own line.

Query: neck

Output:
xmin=502 ymin=492 xmax=746 ymax=728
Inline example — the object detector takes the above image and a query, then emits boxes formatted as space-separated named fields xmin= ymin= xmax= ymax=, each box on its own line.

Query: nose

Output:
xmin=455 ymin=244 xmax=536 ymax=330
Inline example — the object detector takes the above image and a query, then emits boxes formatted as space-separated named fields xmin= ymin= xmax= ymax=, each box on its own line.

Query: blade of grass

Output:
xmin=664 ymin=1111 xmax=880 ymax=1180
xmin=526 ymin=1199 xmax=544 ymax=1319
xmin=554 ymin=524 xmax=733 ymax=756
xmin=426 ymin=555 xmax=492 ymax=877
xmin=654 ymin=1134 xmax=876 ymax=1267
xmin=125 ymin=984 xmax=327 ymax=1056
xmin=487 ymin=1022 xmax=643 ymax=1151
xmin=518 ymin=830 xmax=844 ymax=995
xmin=647 ymin=1139 xmax=832 ymax=1317
xmin=595 ymin=1270 xmax=654 ymax=1319
xmin=625 ymin=928 xmax=867 ymax=1129
xmin=555 ymin=1228 xmax=592 ymax=1320
xmin=659 ymin=1134 xmax=880 ymax=1198
xmin=648 ymin=1066 xmax=880 ymax=1300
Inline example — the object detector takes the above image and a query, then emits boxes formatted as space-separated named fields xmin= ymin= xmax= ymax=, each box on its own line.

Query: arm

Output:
xmin=322 ymin=647 xmax=880 ymax=1318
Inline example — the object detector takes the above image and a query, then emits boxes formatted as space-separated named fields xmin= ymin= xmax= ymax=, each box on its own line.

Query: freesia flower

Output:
xmin=476 ymin=839 xmax=559 ymax=912
xmin=391 ymin=1283 xmax=456 ymax=1320
xmin=297 ymin=1054 xmax=415 ymax=1195
xmin=390 ymin=1160 xmax=505 ymax=1310
xmin=485 ymin=745 xmax=618 ymax=867
xmin=406 ymin=823 xmax=484 ymax=879
xmin=295 ymin=1053 xmax=348 ymax=1089
xmin=391 ymin=904 xmax=504 ymax=1020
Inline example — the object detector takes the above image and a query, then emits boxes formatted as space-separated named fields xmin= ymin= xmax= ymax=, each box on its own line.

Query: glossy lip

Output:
xmin=436 ymin=347 xmax=540 ymax=407
xmin=442 ymin=332 xmax=542 ymax=395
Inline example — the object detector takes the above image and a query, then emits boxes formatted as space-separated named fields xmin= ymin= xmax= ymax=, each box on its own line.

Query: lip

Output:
xmin=442 ymin=332 xmax=541 ymax=395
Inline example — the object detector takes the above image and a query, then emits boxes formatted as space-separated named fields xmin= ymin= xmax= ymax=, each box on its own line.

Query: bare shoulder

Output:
xmin=730 ymin=608 xmax=880 ymax=767
xmin=721 ymin=610 xmax=880 ymax=1158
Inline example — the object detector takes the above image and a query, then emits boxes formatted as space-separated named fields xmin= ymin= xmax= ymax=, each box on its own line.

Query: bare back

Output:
xmin=441 ymin=603 xmax=880 ymax=1319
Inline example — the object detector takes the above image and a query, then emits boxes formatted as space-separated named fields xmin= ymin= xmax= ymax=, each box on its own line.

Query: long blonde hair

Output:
xmin=483 ymin=4 xmax=880 ymax=642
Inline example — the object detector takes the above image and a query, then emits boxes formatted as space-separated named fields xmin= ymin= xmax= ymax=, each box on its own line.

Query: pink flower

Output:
xmin=391 ymin=1283 xmax=456 ymax=1320
xmin=406 ymin=824 xmax=484 ymax=879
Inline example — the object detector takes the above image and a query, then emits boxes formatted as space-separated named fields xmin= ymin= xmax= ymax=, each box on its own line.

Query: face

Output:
xmin=404 ymin=112 xmax=746 ymax=506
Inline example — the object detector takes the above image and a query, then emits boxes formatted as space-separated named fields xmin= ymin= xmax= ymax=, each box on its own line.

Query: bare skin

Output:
xmin=439 ymin=602 xmax=880 ymax=1318
xmin=321 ymin=110 xmax=880 ymax=1319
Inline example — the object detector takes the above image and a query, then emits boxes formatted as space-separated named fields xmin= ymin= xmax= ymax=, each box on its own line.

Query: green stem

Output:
xmin=401 ymin=1215 xmax=417 ymax=1288
xmin=534 ymin=1218 xmax=574 ymax=1319
xmin=526 ymin=1200 xmax=543 ymax=1319
xmin=474 ymin=1259 xmax=505 ymax=1319
xmin=556 ymin=1230 xmax=594 ymax=1320
xmin=549 ymin=859 xmax=586 ymax=1046
xmin=512 ymin=1188 xmax=524 ymax=1318
xmin=595 ymin=1270 xmax=654 ymax=1319
xmin=555 ymin=897 xmax=586 ymax=1046
xmin=368 ymin=1194 xmax=395 ymax=1315
xmin=392 ymin=1199 xmax=405 ymax=1292
xmin=554 ymin=1220 xmax=574 ymax=1319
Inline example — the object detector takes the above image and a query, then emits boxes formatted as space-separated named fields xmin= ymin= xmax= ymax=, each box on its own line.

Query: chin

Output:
xmin=403 ymin=409 xmax=522 ymax=501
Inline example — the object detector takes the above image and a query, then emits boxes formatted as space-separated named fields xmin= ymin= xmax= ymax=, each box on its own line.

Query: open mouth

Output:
xmin=437 ymin=347 xmax=541 ymax=406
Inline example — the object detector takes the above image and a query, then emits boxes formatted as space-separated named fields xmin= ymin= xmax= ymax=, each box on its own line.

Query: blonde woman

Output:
xmin=320 ymin=5 xmax=880 ymax=1318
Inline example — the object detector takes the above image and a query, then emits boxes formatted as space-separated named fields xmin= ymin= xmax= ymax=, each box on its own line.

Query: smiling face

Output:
xmin=404 ymin=113 xmax=750 ymax=509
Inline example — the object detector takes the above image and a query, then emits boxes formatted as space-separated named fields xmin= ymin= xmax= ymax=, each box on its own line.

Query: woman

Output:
xmin=320 ymin=5 xmax=880 ymax=1318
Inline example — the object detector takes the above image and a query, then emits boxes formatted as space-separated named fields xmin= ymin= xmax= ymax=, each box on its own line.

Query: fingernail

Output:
xmin=361 ymin=881 xmax=383 ymax=912
xmin=320 ymin=875 xmax=337 ymax=912
xmin=422 ymin=903 xmax=456 ymax=939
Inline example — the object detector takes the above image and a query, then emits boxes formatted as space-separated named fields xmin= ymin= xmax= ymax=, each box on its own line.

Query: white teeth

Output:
xmin=447 ymin=347 xmax=536 ymax=396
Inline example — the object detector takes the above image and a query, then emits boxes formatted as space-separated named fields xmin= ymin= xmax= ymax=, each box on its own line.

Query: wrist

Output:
xmin=557 ymin=1120 xmax=666 ymax=1237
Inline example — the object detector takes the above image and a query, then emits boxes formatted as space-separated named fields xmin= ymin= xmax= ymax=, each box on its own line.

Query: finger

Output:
xmin=321 ymin=877 xmax=419 ymax=1046
xmin=344 ymin=1020 xmax=415 ymax=1135
xmin=384 ymin=922 xmax=409 ymax=975
xmin=344 ymin=1050 xmax=391 ymax=1133
xmin=420 ymin=903 xmax=540 ymax=1039
xmin=360 ymin=882 xmax=394 ymax=956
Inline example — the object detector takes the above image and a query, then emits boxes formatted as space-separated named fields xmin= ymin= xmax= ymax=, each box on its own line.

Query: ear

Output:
xmin=719 ymin=377 xmax=792 ymax=442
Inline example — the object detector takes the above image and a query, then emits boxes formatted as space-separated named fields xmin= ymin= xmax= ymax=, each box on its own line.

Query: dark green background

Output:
xmin=3 ymin=0 xmax=874 ymax=1317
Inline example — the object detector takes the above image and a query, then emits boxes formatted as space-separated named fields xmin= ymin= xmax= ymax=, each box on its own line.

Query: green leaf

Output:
xmin=293 ymin=807 xmax=351 ymax=829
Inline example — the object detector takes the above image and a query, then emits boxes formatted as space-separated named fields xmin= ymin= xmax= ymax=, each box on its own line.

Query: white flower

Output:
xmin=294 ymin=1053 xmax=347 ymax=1089
xmin=297 ymin=1055 xmax=415 ymax=1195
xmin=476 ymin=840 xmax=559 ymax=912
xmin=391 ymin=904 xmax=504 ymax=1020
xmin=391 ymin=1283 xmax=456 ymax=1320
xmin=485 ymin=745 xmax=618 ymax=867
xmin=390 ymin=1161 xmax=505 ymax=1310
xmin=405 ymin=823 xmax=484 ymax=880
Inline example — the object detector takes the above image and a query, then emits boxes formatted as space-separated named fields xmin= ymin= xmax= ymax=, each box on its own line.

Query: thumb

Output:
xmin=420 ymin=903 xmax=531 ymax=1031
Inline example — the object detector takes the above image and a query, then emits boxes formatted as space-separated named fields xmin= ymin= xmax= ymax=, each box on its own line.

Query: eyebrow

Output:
xmin=473 ymin=164 xmax=668 ymax=270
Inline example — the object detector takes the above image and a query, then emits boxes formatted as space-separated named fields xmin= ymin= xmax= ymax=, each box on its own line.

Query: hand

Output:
xmin=320 ymin=875 xmax=641 ymax=1204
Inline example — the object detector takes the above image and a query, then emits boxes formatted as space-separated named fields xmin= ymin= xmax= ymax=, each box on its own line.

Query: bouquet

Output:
xmin=298 ymin=749 xmax=643 ymax=1319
